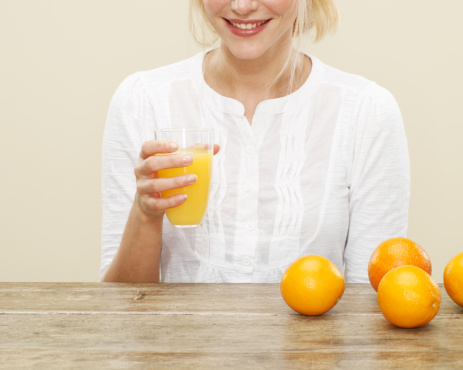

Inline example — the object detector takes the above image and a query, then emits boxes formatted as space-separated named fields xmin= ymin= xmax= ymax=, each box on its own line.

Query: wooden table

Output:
xmin=0 ymin=283 xmax=462 ymax=369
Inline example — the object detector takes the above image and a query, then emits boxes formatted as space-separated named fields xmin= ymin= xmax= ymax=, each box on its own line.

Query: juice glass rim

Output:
xmin=155 ymin=128 xmax=213 ymax=133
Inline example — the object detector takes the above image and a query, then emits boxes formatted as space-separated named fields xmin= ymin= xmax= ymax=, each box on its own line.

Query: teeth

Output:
xmin=231 ymin=21 xmax=264 ymax=30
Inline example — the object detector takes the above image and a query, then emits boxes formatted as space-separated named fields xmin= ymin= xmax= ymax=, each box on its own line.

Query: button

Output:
xmin=246 ymin=145 xmax=255 ymax=154
xmin=244 ymin=183 xmax=252 ymax=192
xmin=246 ymin=222 xmax=254 ymax=230
xmin=241 ymin=256 xmax=252 ymax=266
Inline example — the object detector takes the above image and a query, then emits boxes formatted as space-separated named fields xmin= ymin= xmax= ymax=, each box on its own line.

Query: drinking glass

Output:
xmin=154 ymin=128 xmax=213 ymax=227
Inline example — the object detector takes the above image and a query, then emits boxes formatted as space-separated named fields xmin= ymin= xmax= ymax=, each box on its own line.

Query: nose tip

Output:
xmin=231 ymin=0 xmax=258 ymax=14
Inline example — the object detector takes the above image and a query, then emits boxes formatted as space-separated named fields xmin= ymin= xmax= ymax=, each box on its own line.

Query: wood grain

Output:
xmin=0 ymin=283 xmax=462 ymax=369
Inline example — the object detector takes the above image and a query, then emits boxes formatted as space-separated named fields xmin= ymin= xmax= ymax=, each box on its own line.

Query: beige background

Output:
xmin=1 ymin=1 xmax=462 ymax=283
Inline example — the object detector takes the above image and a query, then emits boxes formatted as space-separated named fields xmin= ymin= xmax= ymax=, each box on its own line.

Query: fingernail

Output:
xmin=168 ymin=142 xmax=178 ymax=151
xmin=186 ymin=174 xmax=197 ymax=184
xmin=183 ymin=155 xmax=193 ymax=165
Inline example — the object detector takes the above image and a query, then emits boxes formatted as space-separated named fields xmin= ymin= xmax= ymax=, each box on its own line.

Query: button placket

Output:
xmin=246 ymin=221 xmax=254 ymax=230
xmin=237 ymin=121 xmax=259 ymax=273
xmin=246 ymin=144 xmax=255 ymax=154
xmin=241 ymin=256 xmax=252 ymax=266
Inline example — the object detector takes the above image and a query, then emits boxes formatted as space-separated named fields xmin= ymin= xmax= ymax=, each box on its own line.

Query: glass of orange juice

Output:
xmin=154 ymin=128 xmax=213 ymax=227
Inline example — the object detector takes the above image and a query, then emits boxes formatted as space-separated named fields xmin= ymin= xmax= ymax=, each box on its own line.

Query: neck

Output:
xmin=206 ymin=43 xmax=304 ymax=100
xmin=203 ymin=42 xmax=311 ymax=124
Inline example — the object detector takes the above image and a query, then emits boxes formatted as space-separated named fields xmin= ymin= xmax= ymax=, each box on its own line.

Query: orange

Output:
xmin=368 ymin=237 xmax=432 ymax=291
xmin=280 ymin=255 xmax=345 ymax=316
xmin=377 ymin=265 xmax=441 ymax=328
xmin=443 ymin=252 xmax=463 ymax=307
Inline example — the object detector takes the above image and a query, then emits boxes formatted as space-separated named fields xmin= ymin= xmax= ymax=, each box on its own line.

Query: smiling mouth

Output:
xmin=227 ymin=19 xmax=269 ymax=30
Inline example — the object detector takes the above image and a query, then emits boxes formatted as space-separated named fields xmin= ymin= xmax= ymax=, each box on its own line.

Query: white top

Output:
xmin=100 ymin=51 xmax=410 ymax=283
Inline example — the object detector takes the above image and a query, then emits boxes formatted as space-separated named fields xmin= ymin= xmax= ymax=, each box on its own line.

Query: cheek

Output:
xmin=264 ymin=0 xmax=298 ymax=15
xmin=202 ymin=0 xmax=227 ymax=15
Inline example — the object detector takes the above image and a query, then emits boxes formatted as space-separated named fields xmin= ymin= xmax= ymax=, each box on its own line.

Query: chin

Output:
xmin=223 ymin=43 xmax=269 ymax=61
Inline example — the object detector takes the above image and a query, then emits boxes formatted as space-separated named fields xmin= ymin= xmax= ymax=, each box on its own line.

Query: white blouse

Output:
xmin=100 ymin=51 xmax=410 ymax=283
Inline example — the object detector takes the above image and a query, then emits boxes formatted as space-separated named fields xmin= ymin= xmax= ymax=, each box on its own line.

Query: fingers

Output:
xmin=136 ymin=174 xmax=197 ymax=217
xmin=135 ymin=138 xmax=218 ymax=218
xmin=139 ymin=140 xmax=178 ymax=160
xmin=137 ymin=174 xmax=197 ymax=195
xmin=135 ymin=153 xmax=194 ymax=178
xmin=139 ymin=193 xmax=187 ymax=214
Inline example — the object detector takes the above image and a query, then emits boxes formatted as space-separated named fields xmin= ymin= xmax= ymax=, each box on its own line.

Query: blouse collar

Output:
xmin=190 ymin=49 xmax=324 ymax=117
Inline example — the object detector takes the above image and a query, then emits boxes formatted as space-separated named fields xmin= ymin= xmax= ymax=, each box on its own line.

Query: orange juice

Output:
xmin=157 ymin=148 xmax=212 ymax=227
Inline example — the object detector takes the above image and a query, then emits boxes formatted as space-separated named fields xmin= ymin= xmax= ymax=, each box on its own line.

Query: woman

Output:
xmin=100 ymin=0 xmax=410 ymax=283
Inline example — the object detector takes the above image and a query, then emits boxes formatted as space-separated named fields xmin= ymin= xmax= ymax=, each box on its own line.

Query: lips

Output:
xmin=225 ymin=18 xmax=270 ymax=36
xmin=229 ymin=20 xmax=267 ymax=30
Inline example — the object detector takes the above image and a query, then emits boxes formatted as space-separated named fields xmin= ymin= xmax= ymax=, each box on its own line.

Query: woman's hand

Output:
xmin=135 ymin=140 xmax=193 ymax=217
xmin=134 ymin=140 xmax=220 ymax=218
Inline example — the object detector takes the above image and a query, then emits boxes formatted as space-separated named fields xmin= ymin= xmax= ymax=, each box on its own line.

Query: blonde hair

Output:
xmin=189 ymin=0 xmax=339 ymax=48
